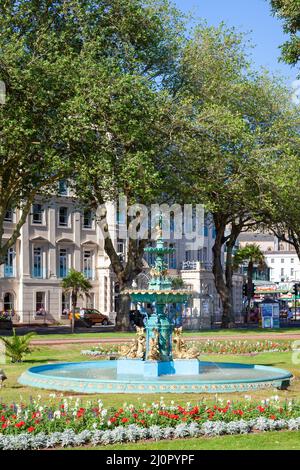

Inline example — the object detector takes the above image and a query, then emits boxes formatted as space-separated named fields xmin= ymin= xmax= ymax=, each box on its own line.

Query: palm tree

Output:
xmin=61 ymin=269 xmax=92 ymax=333
xmin=233 ymin=244 xmax=266 ymax=322
xmin=0 ymin=329 xmax=36 ymax=362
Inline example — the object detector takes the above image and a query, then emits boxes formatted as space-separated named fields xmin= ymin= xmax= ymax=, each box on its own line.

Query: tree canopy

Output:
xmin=270 ymin=0 xmax=300 ymax=69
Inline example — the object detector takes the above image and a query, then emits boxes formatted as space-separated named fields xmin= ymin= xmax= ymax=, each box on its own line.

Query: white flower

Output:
xmin=107 ymin=420 xmax=111 ymax=426
xmin=101 ymin=409 xmax=107 ymax=417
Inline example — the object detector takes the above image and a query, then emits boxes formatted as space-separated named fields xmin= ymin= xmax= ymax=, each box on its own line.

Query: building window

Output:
xmin=83 ymin=250 xmax=93 ymax=279
xmin=61 ymin=293 xmax=70 ymax=316
xmin=33 ymin=247 xmax=42 ymax=278
xmin=86 ymin=292 xmax=95 ymax=308
xmin=271 ymin=258 xmax=274 ymax=263
xmin=281 ymin=259 xmax=284 ymax=264
xmin=116 ymin=209 xmax=126 ymax=224
xmin=4 ymin=248 xmax=15 ymax=278
xmin=83 ymin=209 xmax=93 ymax=229
xmin=58 ymin=180 xmax=68 ymax=196
xmin=58 ymin=207 xmax=68 ymax=227
xmin=203 ymin=247 xmax=208 ymax=262
xmin=291 ymin=268 xmax=294 ymax=277
xmin=32 ymin=204 xmax=43 ymax=224
xmin=117 ymin=240 xmax=125 ymax=254
xmin=35 ymin=292 xmax=46 ymax=315
xmin=3 ymin=292 xmax=14 ymax=312
xmin=281 ymin=268 xmax=284 ymax=277
xmin=169 ymin=244 xmax=176 ymax=269
xmin=185 ymin=250 xmax=192 ymax=262
xmin=59 ymin=248 xmax=68 ymax=278
xmin=4 ymin=209 xmax=13 ymax=222
xmin=291 ymin=258 xmax=294 ymax=264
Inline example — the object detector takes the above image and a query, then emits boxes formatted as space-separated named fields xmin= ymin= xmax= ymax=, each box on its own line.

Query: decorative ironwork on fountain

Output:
xmin=122 ymin=214 xmax=192 ymax=366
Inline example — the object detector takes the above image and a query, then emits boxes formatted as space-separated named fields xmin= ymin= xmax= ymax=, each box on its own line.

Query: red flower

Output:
xmin=2 ymin=423 xmax=8 ymax=429
xmin=133 ymin=414 xmax=138 ymax=419
xmin=110 ymin=417 xmax=117 ymax=423
xmin=0 ymin=415 xmax=6 ymax=422
xmin=270 ymin=415 xmax=276 ymax=420
xmin=15 ymin=421 xmax=25 ymax=428
xmin=121 ymin=417 xmax=129 ymax=423
xmin=27 ymin=427 xmax=35 ymax=433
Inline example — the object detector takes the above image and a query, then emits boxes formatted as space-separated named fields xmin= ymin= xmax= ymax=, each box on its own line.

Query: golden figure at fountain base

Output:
xmin=119 ymin=326 xmax=146 ymax=359
xmin=147 ymin=328 xmax=160 ymax=361
xmin=172 ymin=327 xmax=199 ymax=359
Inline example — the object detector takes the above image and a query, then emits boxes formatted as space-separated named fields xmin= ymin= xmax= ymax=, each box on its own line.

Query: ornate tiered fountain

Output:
xmin=118 ymin=216 xmax=200 ymax=377
xmin=19 ymin=217 xmax=292 ymax=394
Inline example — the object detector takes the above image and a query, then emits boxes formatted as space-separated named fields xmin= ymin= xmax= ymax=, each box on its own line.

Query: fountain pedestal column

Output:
xmin=145 ymin=303 xmax=172 ymax=362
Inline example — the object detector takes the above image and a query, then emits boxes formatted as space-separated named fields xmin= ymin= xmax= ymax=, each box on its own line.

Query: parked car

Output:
xmin=69 ymin=308 xmax=111 ymax=327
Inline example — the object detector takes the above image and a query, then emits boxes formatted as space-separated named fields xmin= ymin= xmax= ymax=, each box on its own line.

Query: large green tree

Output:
xmin=172 ymin=24 xmax=298 ymax=327
xmin=69 ymin=1 xmax=185 ymax=330
xmin=270 ymin=0 xmax=300 ymax=69
xmin=0 ymin=0 xmax=88 ymax=263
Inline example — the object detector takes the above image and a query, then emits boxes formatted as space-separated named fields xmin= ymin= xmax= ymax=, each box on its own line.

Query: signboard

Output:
xmin=261 ymin=302 xmax=280 ymax=329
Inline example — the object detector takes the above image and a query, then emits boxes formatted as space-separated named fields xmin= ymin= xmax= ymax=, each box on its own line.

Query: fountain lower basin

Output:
xmin=18 ymin=360 xmax=292 ymax=394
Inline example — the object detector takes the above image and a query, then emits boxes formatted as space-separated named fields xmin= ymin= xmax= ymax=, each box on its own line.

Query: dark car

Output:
xmin=72 ymin=308 xmax=111 ymax=327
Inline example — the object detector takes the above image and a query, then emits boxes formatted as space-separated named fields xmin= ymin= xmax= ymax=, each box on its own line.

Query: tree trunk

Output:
xmin=115 ymin=290 xmax=132 ymax=331
xmin=224 ymin=239 xmax=236 ymax=328
xmin=212 ymin=220 xmax=235 ymax=328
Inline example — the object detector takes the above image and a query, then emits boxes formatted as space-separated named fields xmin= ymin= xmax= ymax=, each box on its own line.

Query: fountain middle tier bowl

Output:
xmin=123 ymin=289 xmax=191 ymax=303
xmin=18 ymin=360 xmax=292 ymax=394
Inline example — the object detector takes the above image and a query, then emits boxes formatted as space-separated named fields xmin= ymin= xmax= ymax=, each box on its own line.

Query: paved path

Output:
xmin=31 ymin=332 xmax=300 ymax=346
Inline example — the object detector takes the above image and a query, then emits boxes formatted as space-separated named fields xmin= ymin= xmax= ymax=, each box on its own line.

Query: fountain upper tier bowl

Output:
xmin=123 ymin=289 xmax=191 ymax=304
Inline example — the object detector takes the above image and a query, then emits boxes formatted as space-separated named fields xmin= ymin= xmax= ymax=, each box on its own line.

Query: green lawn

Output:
xmin=13 ymin=327 xmax=300 ymax=342
xmin=66 ymin=431 xmax=300 ymax=450
xmin=1 ymin=341 xmax=300 ymax=450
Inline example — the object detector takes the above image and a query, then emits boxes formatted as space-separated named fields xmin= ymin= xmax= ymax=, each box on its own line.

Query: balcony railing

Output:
xmin=32 ymin=267 xmax=42 ymax=278
xmin=4 ymin=266 xmax=14 ymax=278
xmin=83 ymin=269 xmax=95 ymax=280
xmin=181 ymin=261 xmax=213 ymax=271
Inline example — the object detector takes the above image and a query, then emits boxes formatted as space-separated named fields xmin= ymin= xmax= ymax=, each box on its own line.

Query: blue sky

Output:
xmin=173 ymin=0 xmax=299 ymax=91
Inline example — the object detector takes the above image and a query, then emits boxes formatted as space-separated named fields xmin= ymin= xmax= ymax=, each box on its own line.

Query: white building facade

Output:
xmin=1 ymin=194 xmax=243 ymax=327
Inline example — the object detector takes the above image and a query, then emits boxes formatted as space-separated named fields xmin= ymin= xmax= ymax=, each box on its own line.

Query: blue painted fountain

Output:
xmin=18 ymin=217 xmax=292 ymax=394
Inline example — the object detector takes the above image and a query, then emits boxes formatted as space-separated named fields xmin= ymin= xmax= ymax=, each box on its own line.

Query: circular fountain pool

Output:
xmin=18 ymin=360 xmax=292 ymax=394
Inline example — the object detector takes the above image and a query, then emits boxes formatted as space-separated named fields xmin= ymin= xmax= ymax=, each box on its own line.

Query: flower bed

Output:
xmin=190 ymin=339 xmax=292 ymax=355
xmin=1 ymin=396 xmax=300 ymax=449
xmin=81 ymin=339 xmax=293 ymax=358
